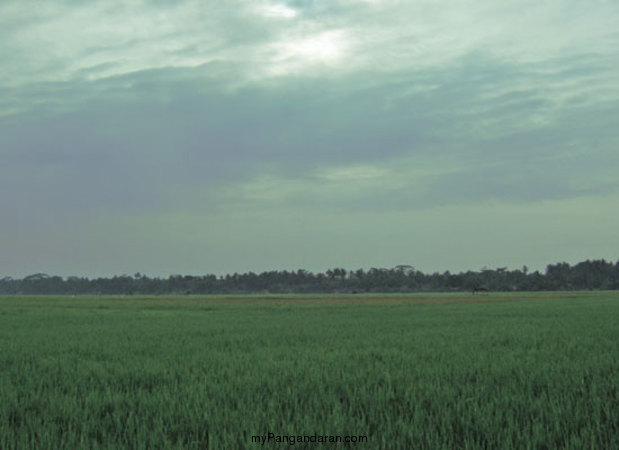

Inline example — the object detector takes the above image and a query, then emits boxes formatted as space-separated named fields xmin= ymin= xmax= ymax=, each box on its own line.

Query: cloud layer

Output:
xmin=1 ymin=0 xmax=618 ymax=276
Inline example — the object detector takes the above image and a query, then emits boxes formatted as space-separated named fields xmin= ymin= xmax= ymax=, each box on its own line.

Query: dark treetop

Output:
xmin=1 ymin=260 xmax=618 ymax=295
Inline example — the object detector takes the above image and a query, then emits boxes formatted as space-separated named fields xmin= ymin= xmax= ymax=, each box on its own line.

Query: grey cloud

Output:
xmin=1 ymin=0 xmax=618 ymax=276
xmin=3 ymin=48 xmax=618 ymax=218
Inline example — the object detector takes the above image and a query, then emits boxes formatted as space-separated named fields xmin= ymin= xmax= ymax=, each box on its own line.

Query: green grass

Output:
xmin=1 ymin=292 xmax=618 ymax=449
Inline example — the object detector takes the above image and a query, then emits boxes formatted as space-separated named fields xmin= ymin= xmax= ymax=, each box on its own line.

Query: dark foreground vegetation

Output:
xmin=2 ymin=259 xmax=619 ymax=295
xmin=1 ymin=292 xmax=618 ymax=449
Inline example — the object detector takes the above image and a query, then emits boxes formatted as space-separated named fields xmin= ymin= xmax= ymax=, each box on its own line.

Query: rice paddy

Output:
xmin=1 ymin=292 xmax=618 ymax=449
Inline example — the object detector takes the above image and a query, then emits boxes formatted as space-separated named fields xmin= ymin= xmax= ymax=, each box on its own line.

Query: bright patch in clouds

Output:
xmin=268 ymin=29 xmax=350 ymax=75
xmin=257 ymin=3 xmax=298 ymax=19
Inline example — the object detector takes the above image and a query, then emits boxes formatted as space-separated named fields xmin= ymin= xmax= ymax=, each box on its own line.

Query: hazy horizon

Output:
xmin=2 ymin=0 xmax=618 ymax=278
xmin=3 ymin=257 xmax=617 ymax=280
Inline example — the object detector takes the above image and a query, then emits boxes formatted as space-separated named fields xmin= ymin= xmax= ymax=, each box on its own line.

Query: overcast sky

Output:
xmin=1 ymin=0 xmax=618 ymax=277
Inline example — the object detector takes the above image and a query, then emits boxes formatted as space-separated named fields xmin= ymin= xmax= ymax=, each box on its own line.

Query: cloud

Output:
xmin=1 ymin=0 xmax=618 ymax=275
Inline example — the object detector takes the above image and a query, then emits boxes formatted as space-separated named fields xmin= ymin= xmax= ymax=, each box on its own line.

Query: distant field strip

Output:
xmin=1 ymin=292 xmax=618 ymax=449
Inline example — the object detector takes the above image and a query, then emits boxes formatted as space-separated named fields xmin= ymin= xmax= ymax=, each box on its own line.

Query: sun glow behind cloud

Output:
xmin=267 ymin=29 xmax=350 ymax=75
xmin=256 ymin=3 xmax=298 ymax=19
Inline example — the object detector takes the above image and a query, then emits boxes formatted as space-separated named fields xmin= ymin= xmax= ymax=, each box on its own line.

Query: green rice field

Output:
xmin=1 ymin=292 xmax=618 ymax=449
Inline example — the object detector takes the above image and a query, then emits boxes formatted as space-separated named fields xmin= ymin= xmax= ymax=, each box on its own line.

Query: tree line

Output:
xmin=1 ymin=259 xmax=619 ymax=295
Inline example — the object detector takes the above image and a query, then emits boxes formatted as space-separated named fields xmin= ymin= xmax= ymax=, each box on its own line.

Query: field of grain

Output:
xmin=1 ymin=292 xmax=618 ymax=449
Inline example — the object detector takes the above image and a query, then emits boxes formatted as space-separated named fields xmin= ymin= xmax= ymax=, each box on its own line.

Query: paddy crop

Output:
xmin=1 ymin=292 xmax=618 ymax=449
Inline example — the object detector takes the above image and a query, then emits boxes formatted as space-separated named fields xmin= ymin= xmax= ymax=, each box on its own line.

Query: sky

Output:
xmin=1 ymin=0 xmax=618 ymax=278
